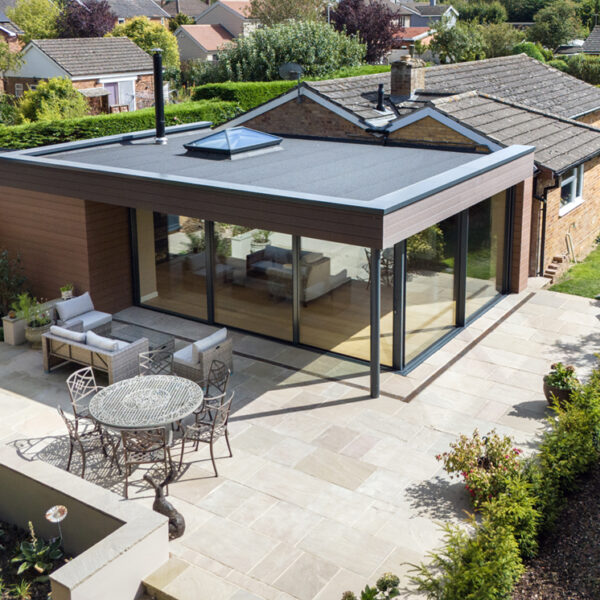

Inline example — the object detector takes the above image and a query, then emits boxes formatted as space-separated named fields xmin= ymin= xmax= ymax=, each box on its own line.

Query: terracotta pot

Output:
xmin=543 ymin=380 xmax=573 ymax=408
xmin=25 ymin=323 xmax=52 ymax=349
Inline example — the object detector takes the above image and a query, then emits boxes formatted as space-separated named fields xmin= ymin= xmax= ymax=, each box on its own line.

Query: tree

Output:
xmin=512 ymin=40 xmax=546 ymax=60
xmin=249 ymin=0 xmax=327 ymax=26
xmin=429 ymin=18 xmax=486 ymax=63
xmin=455 ymin=1 xmax=507 ymax=24
xmin=56 ymin=0 xmax=117 ymax=38
xmin=19 ymin=77 xmax=89 ymax=122
xmin=6 ymin=0 xmax=60 ymax=44
xmin=194 ymin=20 xmax=365 ymax=82
xmin=578 ymin=0 xmax=600 ymax=31
xmin=330 ymin=0 xmax=396 ymax=63
xmin=108 ymin=16 xmax=180 ymax=69
xmin=500 ymin=0 xmax=548 ymax=22
xmin=528 ymin=0 xmax=582 ymax=49
xmin=480 ymin=22 xmax=524 ymax=57
xmin=168 ymin=12 xmax=195 ymax=33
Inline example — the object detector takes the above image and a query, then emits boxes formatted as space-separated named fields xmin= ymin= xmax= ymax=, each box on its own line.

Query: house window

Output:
xmin=559 ymin=165 xmax=584 ymax=216
xmin=14 ymin=83 xmax=23 ymax=97
xmin=28 ymin=84 xmax=37 ymax=91
xmin=117 ymin=17 xmax=125 ymax=23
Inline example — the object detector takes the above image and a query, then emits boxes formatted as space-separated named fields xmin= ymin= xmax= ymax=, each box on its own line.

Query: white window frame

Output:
xmin=559 ymin=164 xmax=584 ymax=216
xmin=14 ymin=83 xmax=23 ymax=97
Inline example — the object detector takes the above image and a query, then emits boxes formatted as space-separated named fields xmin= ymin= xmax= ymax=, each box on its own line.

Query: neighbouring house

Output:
xmin=103 ymin=0 xmax=170 ymax=25
xmin=0 ymin=59 xmax=536 ymax=398
xmin=160 ymin=0 xmax=208 ymax=18
xmin=391 ymin=26 xmax=433 ymax=56
xmin=174 ymin=23 xmax=232 ymax=61
xmin=4 ymin=37 xmax=154 ymax=113
xmin=195 ymin=0 xmax=258 ymax=38
xmin=383 ymin=0 xmax=458 ymax=28
xmin=0 ymin=11 xmax=22 ymax=53
xmin=583 ymin=25 xmax=600 ymax=54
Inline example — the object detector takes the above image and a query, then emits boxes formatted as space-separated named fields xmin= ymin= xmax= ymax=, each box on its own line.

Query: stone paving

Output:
xmin=0 ymin=285 xmax=599 ymax=600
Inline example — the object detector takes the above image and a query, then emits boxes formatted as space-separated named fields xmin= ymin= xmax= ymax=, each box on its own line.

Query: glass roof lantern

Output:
xmin=184 ymin=126 xmax=283 ymax=157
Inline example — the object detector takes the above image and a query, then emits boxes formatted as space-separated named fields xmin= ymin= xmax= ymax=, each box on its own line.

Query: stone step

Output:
xmin=144 ymin=557 xmax=244 ymax=600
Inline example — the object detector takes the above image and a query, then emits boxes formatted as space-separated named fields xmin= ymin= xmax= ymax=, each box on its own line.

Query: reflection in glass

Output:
xmin=405 ymin=217 xmax=458 ymax=363
xmin=466 ymin=192 xmax=506 ymax=319
xmin=214 ymin=225 xmax=293 ymax=340
xmin=136 ymin=211 xmax=207 ymax=319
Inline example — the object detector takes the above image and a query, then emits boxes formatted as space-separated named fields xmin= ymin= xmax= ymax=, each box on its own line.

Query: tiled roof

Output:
xmin=105 ymin=0 xmax=169 ymax=18
xmin=0 ymin=15 xmax=22 ymax=35
xmin=583 ymin=25 xmax=600 ymax=53
xmin=377 ymin=0 xmax=451 ymax=16
xmin=429 ymin=92 xmax=600 ymax=173
xmin=393 ymin=27 xmax=431 ymax=40
xmin=160 ymin=0 xmax=208 ymax=17
xmin=180 ymin=24 xmax=233 ymax=50
xmin=424 ymin=54 xmax=600 ymax=119
xmin=32 ymin=37 xmax=153 ymax=77
xmin=220 ymin=0 xmax=250 ymax=17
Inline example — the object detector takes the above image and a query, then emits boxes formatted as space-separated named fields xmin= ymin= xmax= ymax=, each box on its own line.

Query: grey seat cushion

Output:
xmin=65 ymin=310 xmax=111 ymax=332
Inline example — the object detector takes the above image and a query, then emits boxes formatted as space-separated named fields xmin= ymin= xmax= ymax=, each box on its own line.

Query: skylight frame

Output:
xmin=183 ymin=126 xmax=283 ymax=156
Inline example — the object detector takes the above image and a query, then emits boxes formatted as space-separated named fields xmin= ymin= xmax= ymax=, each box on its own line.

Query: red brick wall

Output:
xmin=4 ymin=76 xmax=38 ymax=96
xmin=135 ymin=74 xmax=154 ymax=110
xmin=537 ymin=157 xmax=600 ymax=268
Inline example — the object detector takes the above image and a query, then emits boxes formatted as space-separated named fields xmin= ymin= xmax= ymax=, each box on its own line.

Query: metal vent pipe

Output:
xmin=152 ymin=48 xmax=167 ymax=145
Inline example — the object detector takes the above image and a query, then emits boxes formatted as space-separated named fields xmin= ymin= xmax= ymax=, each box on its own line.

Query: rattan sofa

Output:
xmin=42 ymin=329 xmax=148 ymax=384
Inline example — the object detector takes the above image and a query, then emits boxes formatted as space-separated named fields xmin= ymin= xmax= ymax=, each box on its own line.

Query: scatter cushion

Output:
xmin=64 ymin=310 xmax=111 ymax=332
xmin=192 ymin=328 xmax=227 ymax=363
xmin=173 ymin=343 xmax=194 ymax=366
xmin=114 ymin=340 xmax=130 ymax=351
xmin=56 ymin=292 xmax=94 ymax=322
xmin=50 ymin=325 xmax=86 ymax=343
xmin=301 ymin=252 xmax=322 ymax=264
xmin=86 ymin=330 xmax=118 ymax=352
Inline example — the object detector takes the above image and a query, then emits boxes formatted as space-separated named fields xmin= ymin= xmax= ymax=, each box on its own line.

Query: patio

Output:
xmin=0 ymin=283 xmax=598 ymax=600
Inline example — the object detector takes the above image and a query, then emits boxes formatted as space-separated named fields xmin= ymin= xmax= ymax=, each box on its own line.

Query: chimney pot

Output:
xmin=391 ymin=56 xmax=426 ymax=99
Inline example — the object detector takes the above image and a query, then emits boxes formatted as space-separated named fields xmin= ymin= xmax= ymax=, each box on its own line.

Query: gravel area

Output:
xmin=512 ymin=464 xmax=600 ymax=600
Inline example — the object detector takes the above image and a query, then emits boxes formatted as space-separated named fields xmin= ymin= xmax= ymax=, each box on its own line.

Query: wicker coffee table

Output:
xmin=89 ymin=375 xmax=204 ymax=434
xmin=110 ymin=324 xmax=175 ymax=352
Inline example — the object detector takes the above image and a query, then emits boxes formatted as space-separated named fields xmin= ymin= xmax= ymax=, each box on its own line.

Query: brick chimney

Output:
xmin=391 ymin=56 xmax=426 ymax=98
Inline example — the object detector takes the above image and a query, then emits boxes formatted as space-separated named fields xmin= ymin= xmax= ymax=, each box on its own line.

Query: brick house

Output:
xmin=160 ymin=0 xmax=208 ymax=19
xmin=4 ymin=37 xmax=154 ymax=114
xmin=174 ymin=23 xmax=233 ymax=61
xmin=195 ymin=0 xmax=258 ymax=38
xmin=237 ymin=54 xmax=600 ymax=280
xmin=100 ymin=0 xmax=170 ymax=25
xmin=381 ymin=0 xmax=458 ymax=28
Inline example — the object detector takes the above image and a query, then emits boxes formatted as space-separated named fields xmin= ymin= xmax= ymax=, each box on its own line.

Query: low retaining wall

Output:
xmin=0 ymin=446 xmax=168 ymax=600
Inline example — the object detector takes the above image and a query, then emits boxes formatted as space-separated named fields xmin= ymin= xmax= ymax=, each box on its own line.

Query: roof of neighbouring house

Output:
xmin=30 ymin=37 xmax=154 ymax=77
xmin=377 ymin=0 xmax=453 ymax=16
xmin=219 ymin=0 xmax=251 ymax=17
xmin=0 ymin=13 xmax=22 ymax=35
xmin=179 ymin=24 xmax=233 ymax=50
xmin=105 ymin=0 xmax=170 ymax=18
xmin=393 ymin=27 xmax=432 ymax=41
xmin=583 ymin=25 xmax=600 ymax=53
xmin=160 ymin=0 xmax=208 ymax=17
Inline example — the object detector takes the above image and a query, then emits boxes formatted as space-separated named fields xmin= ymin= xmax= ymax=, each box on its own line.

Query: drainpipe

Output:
xmin=152 ymin=48 xmax=167 ymax=145
xmin=534 ymin=174 xmax=560 ymax=276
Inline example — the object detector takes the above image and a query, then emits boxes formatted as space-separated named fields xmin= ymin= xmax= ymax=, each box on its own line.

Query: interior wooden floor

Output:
xmin=144 ymin=259 xmax=499 ymax=367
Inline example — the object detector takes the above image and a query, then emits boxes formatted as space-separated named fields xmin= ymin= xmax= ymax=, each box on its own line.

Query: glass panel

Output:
xmin=561 ymin=180 xmax=575 ymax=206
xmin=136 ymin=211 xmax=207 ymax=319
xmin=214 ymin=225 xmax=292 ymax=340
xmin=380 ymin=246 xmax=395 ymax=368
xmin=184 ymin=127 xmax=282 ymax=155
xmin=405 ymin=216 xmax=458 ymax=363
xmin=299 ymin=238 xmax=370 ymax=362
xmin=465 ymin=193 xmax=506 ymax=319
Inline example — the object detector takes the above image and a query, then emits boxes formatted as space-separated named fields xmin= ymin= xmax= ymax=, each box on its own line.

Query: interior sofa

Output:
xmin=55 ymin=292 xmax=112 ymax=335
xmin=42 ymin=326 xmax=148 ymax=384
xmin=247 ymin=245 xmax=350 ymax=304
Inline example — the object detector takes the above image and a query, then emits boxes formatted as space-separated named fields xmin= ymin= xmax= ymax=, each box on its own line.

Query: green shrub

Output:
xmin=512 ymin=41 xmax=545 ymax=62
xmin=341 ymin=573 xmax=400 ymax=599
xmin=0 ymin=100 xmax=239 ymax=150
xmin=548 ymin=58 xmax=569 ymax=72
xmin=193 ymin=81 xmax=296 ymax=111
xmin=455 ymin=1 xmax=507 ymax=23
xmin=409 ymin=516 xmax=524 ymax=600
xmin=482 ymin=477 xmax=539 ymax=559
xmin=565 ymin=54 xmax=600 ymax=84
xmin=0 ymin=95 xmax=21 ymax=125
xmin=20 ymin=77 xmax=89 ymax=122
xmin=0 ymin=249 xmax=27 ymax=316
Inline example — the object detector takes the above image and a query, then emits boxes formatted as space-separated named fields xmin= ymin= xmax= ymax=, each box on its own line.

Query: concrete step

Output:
xmin=144 ymin=557 xmax=243 ymax=600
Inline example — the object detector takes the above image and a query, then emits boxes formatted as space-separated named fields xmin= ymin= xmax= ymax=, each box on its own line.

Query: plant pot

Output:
xmin=543 ymin=381 xmax=573 ymax=408
xmin=25 ymin=323 xmax=52 ymax=349
xmin=61 ymin=290 xmax=73 ymax=300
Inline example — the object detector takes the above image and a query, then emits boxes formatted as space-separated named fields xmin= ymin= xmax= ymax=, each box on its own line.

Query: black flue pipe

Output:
xmin=376 ymin=83 xmax=385 ymax=111
xmin=152 ymin=48 xmax=167 ymax=144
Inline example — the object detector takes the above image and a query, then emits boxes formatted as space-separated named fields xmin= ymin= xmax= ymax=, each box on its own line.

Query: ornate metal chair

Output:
xmin=194 ymin=359 xmax=231 ymax=423
xmin=139 ymin=349 xmax=174 ymax=377
xmin=65 ymin=366 xmax=103 ymax=423
xmin=57 ymin=405 xmax=121 ymax=479
xmin=179 ymin=392 xmax=234 ymax=477
xmin=121 ymin=428 xmax=173 ymax=499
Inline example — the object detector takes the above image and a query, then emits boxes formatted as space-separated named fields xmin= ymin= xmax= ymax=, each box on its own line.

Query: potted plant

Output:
xmin=12 ymin=293 xmax=53 ymax=349
xmin=543 ymin=362 xmax=579 ymax=407
xmin=59 ymin=283 xmax=74 ymax=300
xmin=250 ymin=229 xmax=271 ymax=251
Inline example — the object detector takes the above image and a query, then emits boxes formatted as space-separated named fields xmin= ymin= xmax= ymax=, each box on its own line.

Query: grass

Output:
xmin=550 ymin=244 xmax=600 ymax=298
xmin=307 ymin=64 xmax=391 ymax=80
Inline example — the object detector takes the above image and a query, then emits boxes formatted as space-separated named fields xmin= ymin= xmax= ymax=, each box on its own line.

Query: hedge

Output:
xmin=192 ymin=65 xmax=392 ymax=112
xmin=0 ymin=100 xmax=239 ymax=150
xmin=192 ymin=81 xmax=296 ymax=111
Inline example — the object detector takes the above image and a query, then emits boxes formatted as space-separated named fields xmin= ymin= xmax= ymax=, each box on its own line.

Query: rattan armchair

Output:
xmin=179 ymin=392 xmax=234 ymax=476
xmin=57 ymin=405 xmax=121 ymax=479
xmin=121 ymin=428 xmax=173 ymax=499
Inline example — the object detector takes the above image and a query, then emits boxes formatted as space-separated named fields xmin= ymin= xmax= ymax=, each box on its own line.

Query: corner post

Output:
xmin=370 ymin=248 xmax=381 ymax=398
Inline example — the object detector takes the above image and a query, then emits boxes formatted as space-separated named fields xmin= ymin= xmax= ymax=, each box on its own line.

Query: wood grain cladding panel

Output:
xmin=0 ymin=186 xmax=92 ymax=301
xmin=0 ymin=162 xmax=384 ymax=247
xmin=381 ymin=154 xmax=534 ymax=248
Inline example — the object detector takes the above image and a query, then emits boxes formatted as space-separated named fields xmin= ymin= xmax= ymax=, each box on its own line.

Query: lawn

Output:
xmin=550 ymin=244 xmax=600 ymax=298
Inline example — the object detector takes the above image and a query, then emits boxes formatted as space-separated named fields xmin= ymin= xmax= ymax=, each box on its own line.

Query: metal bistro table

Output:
xmin=89 ymin=375 xmax=204 ymax=444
